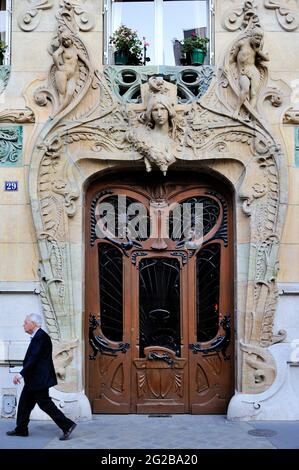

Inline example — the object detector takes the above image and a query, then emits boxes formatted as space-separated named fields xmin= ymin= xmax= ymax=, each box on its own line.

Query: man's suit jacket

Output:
xmin=20 ymin=328 xmax=58 ymax=391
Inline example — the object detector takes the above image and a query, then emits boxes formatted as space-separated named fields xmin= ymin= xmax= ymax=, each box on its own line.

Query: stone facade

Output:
xmin=0 ymin=0 xmax=299 ymax=421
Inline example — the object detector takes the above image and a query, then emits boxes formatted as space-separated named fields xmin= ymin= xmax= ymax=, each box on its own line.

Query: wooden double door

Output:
xmin=86 ymin=174 xmax=234 ymax=414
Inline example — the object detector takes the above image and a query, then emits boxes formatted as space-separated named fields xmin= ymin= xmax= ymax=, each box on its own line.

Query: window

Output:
xmin=103 ymin=0 xmax=214 ymax=66
xmin=0 ymin=0 xmax=11 ymax=65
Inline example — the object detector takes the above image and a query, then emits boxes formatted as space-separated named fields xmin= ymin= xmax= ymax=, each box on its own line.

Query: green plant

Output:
xmin=180 ymin=33 xmax=209 ymax=54
xmin=109 ymin=25 xmax=143 ymax=65
xmin=0 ymin=40 xmax=7 ymax=53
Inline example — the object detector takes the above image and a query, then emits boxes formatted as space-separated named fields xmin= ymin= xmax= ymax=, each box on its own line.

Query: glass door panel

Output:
xmin=139 ymin=257 xmax=181 ymax=357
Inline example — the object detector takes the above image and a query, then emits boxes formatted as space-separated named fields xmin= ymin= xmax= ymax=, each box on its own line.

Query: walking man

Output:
xmin=6 ymin=313 xmax=77 ymax=440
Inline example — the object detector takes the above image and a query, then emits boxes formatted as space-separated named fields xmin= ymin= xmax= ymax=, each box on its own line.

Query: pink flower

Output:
xmin=144 ymin=42 xmax=150 ymax=47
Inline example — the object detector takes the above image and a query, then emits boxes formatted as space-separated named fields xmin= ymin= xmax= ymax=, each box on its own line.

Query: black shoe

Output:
xmin=6 ymin=429 xmax=28 ymax=437
xmin=59 ymin=422 xmax=77 ymax=441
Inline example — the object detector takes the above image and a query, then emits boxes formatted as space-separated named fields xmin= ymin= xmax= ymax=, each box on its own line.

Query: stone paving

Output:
xmin=2 ymin=414 xmax=298 ymax=449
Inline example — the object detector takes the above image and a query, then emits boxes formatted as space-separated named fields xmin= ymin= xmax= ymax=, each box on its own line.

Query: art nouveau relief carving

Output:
xmin=221 ymin=2 xmax=283 ymax=124
xmin=283 ymin=107 xmax=299 ymax=123
xmin=18 ymin=0 xmax=94 ymax=32
xmin=125 ymin=77 xmax=183 ymax=174
xmin=229 ymin=25 xmax=269 ymax=117
xmin=0 ymin=108 xmax=35 ymax=123
xmin=0 ymin=126 xmax=23 ymax=166
xmin=58 ymin=0 xmax=94 ymax=32
xmin=18 ymin=0 xmax=53 ymax=32
xmin=223 ymin=0 xmax=258 ymax=31
xmin=240 ymin=341 xmax=276 ymax=391
xmin=223 ymin=0 xmax=299 ymax=32
xmin=27 ymin=0 xmax=287 ymax=393
xmin=264 ymin=0 xmax=299 ymax=31
xmin=53 ymin=339 xmax=78 ymax=382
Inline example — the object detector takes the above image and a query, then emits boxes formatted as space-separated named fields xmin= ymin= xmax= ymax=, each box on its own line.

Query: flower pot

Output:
xmin=114 ymin=50 xmax=129 ymax=65
xmin=0 ymin=52 xmax=4 ymax=66
xmin=190 ymin=48 xmax=205 ymax=66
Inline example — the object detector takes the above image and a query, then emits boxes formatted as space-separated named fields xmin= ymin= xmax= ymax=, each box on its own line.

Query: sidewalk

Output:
xmin=1 ymin=415 xmax=299 ymax=449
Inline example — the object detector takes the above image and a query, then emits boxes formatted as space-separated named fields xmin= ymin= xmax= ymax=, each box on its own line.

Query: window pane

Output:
xmin=196 ymin=244 xmax=220 ymax=342
xmin=0 ymin=1 xmax=10 ymax=65
xmin=112 ymin=1 xmax=155 ymax=64
xmin=99 ymin=243 xmax=124 ymax=342
xmin=163 ymin=0 xmax=208 ymax=65
xmin=0 ymin=10 xmax=7 ymax=42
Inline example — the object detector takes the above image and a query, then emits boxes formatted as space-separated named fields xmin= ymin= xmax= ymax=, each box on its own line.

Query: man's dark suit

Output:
xmin=16 ymin=328 xmax=74 ymax=434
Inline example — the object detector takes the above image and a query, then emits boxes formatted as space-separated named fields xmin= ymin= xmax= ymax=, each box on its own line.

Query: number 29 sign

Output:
xmin=4 ymin=181 xmax=18 ymax=191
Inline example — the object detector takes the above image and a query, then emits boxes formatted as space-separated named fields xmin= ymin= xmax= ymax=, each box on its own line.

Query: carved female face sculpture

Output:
xmin=145 ymin=93 xmax=175 ymax=131
xmin=151 ymin=102 xmax=169 ymax=127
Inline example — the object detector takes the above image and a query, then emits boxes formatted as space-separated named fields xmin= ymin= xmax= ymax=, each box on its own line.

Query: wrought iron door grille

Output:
xmin=139 ymin=258 xmax=181 ymax=357
xmin=98 ymin=243 xmax=123 ymax=342
xmin=196 ymin=243 xmax=221 ymax=342
xmin=168 ymin=196 xmax=220 ymax=242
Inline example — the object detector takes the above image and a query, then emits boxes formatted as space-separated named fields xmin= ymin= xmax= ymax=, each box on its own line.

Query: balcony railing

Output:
xmin=104 ymin=65 xmax=215 ymax=104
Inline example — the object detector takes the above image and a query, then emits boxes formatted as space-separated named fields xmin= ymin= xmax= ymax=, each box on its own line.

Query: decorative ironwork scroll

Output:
xmin=190 ymin=316 xmax=231 ymax=360
xmin=104 ymin=65 xmax=215 ymax=104
xmin=88 ymin=314 xmax=130 ymax=359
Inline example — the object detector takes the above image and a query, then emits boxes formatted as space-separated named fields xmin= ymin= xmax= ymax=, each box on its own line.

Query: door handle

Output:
xmin=148 ymin=351 xmax=174 ymax=365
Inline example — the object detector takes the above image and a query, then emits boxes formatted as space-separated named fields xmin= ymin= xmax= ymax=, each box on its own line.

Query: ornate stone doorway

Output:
xmin=26 ymin=1 xmax=288 ymax=419
xmin=85 ymin=173 xmax=234 ymax=413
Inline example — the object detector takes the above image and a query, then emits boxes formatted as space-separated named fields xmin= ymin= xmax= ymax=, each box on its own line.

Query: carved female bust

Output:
xmin=144 ymin=92 xmax=176 ymax=138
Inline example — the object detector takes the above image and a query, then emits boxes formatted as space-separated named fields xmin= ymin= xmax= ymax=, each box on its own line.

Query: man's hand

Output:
xmin=13 ymin=374 xmax=22 ymax=385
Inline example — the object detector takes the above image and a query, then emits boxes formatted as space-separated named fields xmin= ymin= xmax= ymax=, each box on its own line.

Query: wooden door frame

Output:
xmin=84 ymin=171 xmax=235 ymax=413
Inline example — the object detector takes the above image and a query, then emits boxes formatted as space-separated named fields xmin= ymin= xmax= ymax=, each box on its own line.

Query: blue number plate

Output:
xmin=4 ymin=181 xmax=18 ymax=191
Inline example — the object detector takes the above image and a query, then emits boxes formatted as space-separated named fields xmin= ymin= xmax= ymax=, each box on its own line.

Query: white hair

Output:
xmin=27 ymin=313 xmax=43 ymax=327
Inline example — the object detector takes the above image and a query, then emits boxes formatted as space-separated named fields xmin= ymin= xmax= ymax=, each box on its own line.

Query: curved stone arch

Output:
xmin=26 ymin=1 xmax=288 ymax=415
xmin=29 ymin=135 xmax=286 ymax=386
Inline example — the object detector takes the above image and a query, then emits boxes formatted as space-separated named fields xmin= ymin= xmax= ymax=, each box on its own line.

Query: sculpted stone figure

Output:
xmin=51 ymin=30 xmax=84 ymax=113
xmin=127 ymin=78 xmax=177 ymax=174
xmin=230 ymin=26 xmax=269 ymax=117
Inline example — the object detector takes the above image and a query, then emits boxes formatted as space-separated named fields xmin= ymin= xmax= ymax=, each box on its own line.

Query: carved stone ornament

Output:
xmin=58 ymin=0 xmax=95 ymax=32
xmin=223 ymin=0 xmax=299 ymax=32
xmin=18 ymin=0 xmax=94 ymax=32
xmin=223 ymin=0 xmax=259 ymax=31
xmin=18 ymin=0 xmax=54 ymax=32
xmin=0 ymin=127 xmax=23 ymax=166
xmin=53 ymin=339 xmax=79 ymax=381
xmin=220 ymin=2 xmax=283 ymax=122
xmin=28 ymin=1 xmax=287 ymax=394
xmin=34 ymin=3 xmax=93 ymax=116
xmin=264 ymin=0 xmax=299 ymax=31
xmin=0 ymin=108 xmax=35 ymax=124
xmin=125 ymin=77 xmax=182 ymax=174
xmin=283 ymin=107 xmax=299 ymax=124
